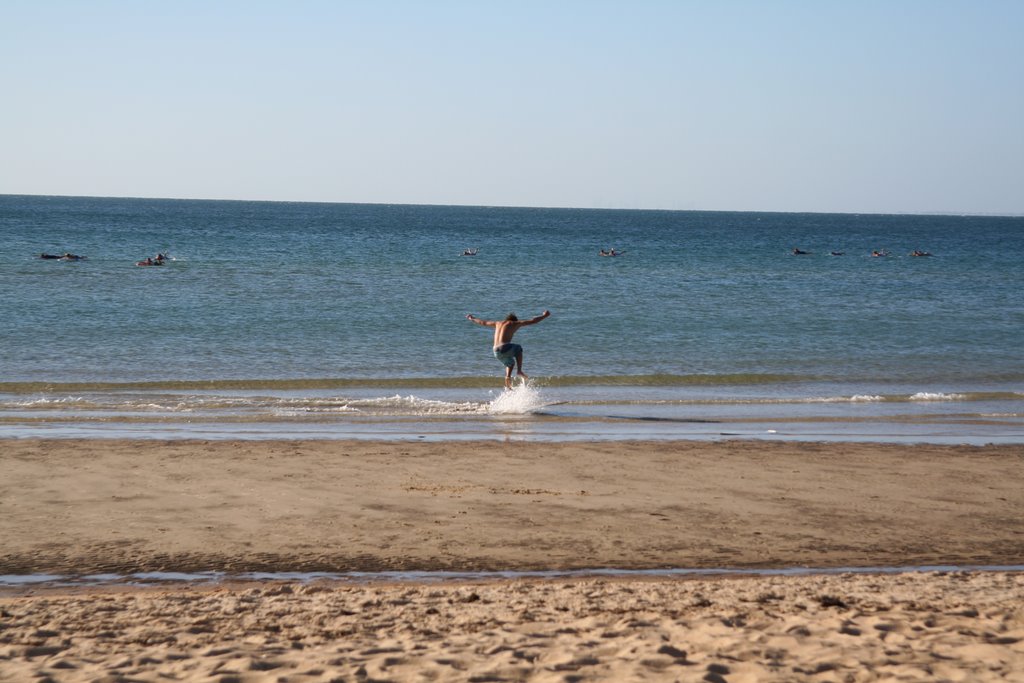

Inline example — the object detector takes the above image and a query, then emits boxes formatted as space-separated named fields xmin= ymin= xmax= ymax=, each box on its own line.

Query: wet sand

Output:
xmin=2 ymin=438 xmax=1023 ymax=681
xmin=3 ymin=439 xmax=1023 ymax=574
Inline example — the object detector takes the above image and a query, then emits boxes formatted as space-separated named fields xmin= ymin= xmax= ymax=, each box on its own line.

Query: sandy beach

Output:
xmin=2 ymin=572 xmax=1022 ymax=682
xmin=3 ymin=439 xmax=1023 ymax=575
xmin=2 ymin=438 xmax=1023 ymax=681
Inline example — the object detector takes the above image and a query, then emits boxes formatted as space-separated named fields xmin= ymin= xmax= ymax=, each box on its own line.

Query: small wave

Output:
xmin=273 ymin=405 xmax=362 ymax=416
xmin=910 ymin=392 xmax=966 ymax=401
xmin=805 ymin=394 xmax=884 ymax=403
xmin=6 ymin=395 xmax=204 ymax=413
xmin=7 ymin=396 xmax=89 ymax=408
xmin=0 ymin=392 xmax=490 ymax=418
xmin=347 ymin=395 xmax=487 ymax=416
xmin=713 ymin=395 xmax=887 ymax=405
xmin=277 ymin=395 xmax=488 ymax=416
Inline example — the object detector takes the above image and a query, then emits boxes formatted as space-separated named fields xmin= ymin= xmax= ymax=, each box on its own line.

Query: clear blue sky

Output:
xmin=2 ymin=1 xmax=1022 ymax=214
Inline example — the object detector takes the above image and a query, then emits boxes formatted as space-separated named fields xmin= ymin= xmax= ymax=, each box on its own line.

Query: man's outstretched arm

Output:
xmin=520 ymin=310 xmax=551 ymax=326
xmin=466 ymin=314 xmax=496 ymax=327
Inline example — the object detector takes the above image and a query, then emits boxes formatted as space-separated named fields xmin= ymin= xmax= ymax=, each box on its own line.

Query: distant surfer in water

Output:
xmin=466 ymin=310 xmax=551 ymax=389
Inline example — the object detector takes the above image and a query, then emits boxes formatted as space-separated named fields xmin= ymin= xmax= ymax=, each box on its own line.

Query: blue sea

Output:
xmin=2 ymin=194 xmax=1021 ymax=443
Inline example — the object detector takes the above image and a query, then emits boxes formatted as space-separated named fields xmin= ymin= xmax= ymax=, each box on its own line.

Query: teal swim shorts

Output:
xmin=493 ymin=343 xmax=522 ymax=368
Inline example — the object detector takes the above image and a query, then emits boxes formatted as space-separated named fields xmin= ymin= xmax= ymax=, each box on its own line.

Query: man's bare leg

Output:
xmin=515 ymin=350 xmax=528 ymax=383
xmin=504 ymin=366 xmax=514 ymax=390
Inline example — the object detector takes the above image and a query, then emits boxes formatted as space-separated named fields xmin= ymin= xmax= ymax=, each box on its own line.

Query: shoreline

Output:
xmin=4 ymin=377 xmax=1022 ymax=446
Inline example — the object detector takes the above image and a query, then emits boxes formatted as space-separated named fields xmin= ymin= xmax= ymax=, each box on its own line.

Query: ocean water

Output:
xmin=1 ymin=194 xmax=1021 ymax=443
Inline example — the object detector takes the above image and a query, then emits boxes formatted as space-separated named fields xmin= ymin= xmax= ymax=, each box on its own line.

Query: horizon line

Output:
xmin=2 ymin=192 xmax=1022 ymax=219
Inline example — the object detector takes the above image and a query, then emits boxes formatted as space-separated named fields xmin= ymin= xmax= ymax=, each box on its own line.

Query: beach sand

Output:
xmin=2 ymin=438 xmax=1023 ymax=681
xmin=2 ymin=572 xmax=1023 ymax=682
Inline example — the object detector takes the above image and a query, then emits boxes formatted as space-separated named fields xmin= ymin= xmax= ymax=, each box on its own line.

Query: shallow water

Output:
xmin=3 ymin=565 xmax=1023 ymax=589
xmin=2 ymin=195 xmax=1022 ymax=442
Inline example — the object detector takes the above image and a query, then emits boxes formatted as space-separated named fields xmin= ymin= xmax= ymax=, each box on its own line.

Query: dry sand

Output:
xmin=1 ymin=572 xmax=1022 ymax=682
xmin=2 ymin=438 xmax=1023 ymax=681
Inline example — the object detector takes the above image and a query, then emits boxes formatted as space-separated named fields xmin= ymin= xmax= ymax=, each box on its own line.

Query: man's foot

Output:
xmin=517 ymin=371 xmax=529 ymax=382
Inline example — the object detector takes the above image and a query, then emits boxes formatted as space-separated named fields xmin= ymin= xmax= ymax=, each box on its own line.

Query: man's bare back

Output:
xmin=490 ymin=319 xmax=525 ymax=347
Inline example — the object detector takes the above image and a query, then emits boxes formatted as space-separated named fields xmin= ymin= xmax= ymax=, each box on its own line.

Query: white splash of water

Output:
xmin=488 ymin=380 xmax=545 ymax=414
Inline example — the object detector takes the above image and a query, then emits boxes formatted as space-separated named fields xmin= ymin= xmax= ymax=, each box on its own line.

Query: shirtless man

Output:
xmin=466 ymin=310 xmax=551 ymax=389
